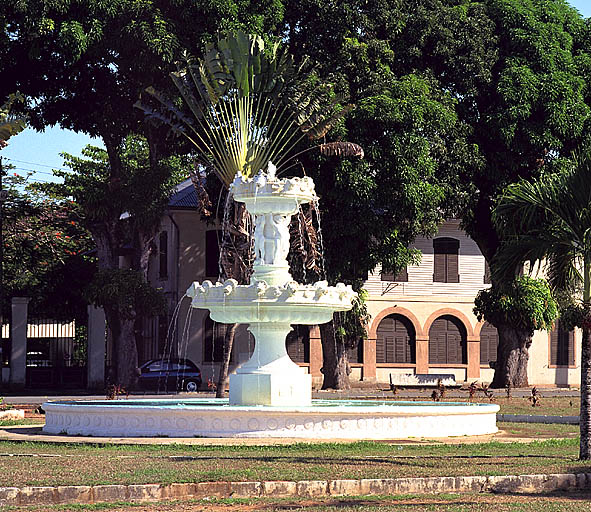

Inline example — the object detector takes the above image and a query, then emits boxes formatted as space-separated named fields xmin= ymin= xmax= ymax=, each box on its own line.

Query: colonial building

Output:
xmin=145 ymin=180 xmax=580 ymax=388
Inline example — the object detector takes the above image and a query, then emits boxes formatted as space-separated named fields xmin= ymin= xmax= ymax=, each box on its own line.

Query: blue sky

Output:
xmin=2 ymin=0 xmax=591 ymax=185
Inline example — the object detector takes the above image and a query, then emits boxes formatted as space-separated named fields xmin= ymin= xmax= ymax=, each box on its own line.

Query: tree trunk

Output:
xmin=320 ymin=321 xmax=351 ymax=390
xmin=118 ymin=315 xmax=139 ymax=391
xmin=580 ymin=326 xmax=591 ymax=459
xmin=216 ymin=323 xmax=237 ymax=398
xmin=489 ymin=323 xmax=531 ymax=388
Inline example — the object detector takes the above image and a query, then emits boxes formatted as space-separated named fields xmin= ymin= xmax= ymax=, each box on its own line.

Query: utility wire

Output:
xmin=3 ymin=157 xmax=68 ymax=171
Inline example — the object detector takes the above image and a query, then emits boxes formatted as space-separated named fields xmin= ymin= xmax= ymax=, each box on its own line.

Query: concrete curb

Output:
xmin=0 ymin=473 xmax=589 ymax=506
xmin=497 ymin=414 xmax=579 ymax=425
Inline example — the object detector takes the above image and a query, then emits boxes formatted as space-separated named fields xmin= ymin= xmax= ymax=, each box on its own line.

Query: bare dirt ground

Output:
xmin=9 ymin=492 xmax=591 ymax=512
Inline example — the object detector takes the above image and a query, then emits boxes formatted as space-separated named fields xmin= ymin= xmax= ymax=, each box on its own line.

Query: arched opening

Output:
xmin=429 ymin=315 xmax=467 ymax=364
xmin=285 ymin=325 xmax=310 ymax=363
xmin=480 ymin=322 xmax=498 ymax=366
xmin=376 ymin=314 xmax=416 ymax=364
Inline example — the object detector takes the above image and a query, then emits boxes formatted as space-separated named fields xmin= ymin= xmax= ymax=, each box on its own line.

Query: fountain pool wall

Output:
xmin=43 ymin=399 xmax=499 ymax=439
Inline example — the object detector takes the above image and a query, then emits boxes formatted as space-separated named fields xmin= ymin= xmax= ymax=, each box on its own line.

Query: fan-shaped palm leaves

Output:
xmin=138 ymin=31 xmax=353 ymax=187
xmin=493 ymin=152 xmax=591 ymax=459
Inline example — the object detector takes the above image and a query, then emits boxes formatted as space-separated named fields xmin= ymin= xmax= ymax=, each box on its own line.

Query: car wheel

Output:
xmin=184 ymin=380 xmax=200 ymax=392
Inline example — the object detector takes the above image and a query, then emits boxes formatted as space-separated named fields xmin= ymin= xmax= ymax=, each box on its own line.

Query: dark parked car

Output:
xmin=138 ymin=358 xmax=202 ymax=392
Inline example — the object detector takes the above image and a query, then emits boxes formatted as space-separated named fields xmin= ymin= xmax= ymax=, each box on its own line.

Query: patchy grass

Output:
xmin=0 ymin=418 xmax=45 ymax=427
xmin=0 ymin=438 xmax=587 ymax=487
xmin=388 ymin=395 xmax=580 ymax=417
xmin=497 ymin=422 xmax=579 ymax=439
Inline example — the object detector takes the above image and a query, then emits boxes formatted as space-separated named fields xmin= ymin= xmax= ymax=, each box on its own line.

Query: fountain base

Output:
xmin=229 ymin=372 xmax=311 ymax=406
xmin=42 ymin=399 xmax=499 ymax=439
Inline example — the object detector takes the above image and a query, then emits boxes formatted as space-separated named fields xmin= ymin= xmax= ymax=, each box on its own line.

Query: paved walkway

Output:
xmin=0 ymin=423 xmax=536 ymax=446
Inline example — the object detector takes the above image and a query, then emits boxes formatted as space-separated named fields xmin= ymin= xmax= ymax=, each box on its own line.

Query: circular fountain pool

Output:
xmin=43 ymin=399 xmax=499 ymax=439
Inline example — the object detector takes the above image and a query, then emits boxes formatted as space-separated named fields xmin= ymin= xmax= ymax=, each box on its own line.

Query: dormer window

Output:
xmin=433 ymin=237 xmax=459 ymax=283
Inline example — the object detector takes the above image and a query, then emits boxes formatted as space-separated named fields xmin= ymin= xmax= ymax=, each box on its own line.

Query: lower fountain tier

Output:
xmin=187 ymin=280 xmax=355 ymax=325
xmin=42 ymin=399 xmax=500 ymax=439
xmin=192 ymin=302 xmax=345 ymax=325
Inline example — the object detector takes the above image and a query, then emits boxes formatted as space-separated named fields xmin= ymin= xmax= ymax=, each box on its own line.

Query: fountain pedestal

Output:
xmin=187 ymin=164 xmax=356 ymax=408
xmin=229 ymin=323 xmax=311 ymax=406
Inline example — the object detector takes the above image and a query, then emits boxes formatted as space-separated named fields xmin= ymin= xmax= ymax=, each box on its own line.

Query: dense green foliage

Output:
xmin=1 ymin=169 xmax=95 ymax=319
xmin=85 ymin=269 xmax=166 ymax=320
xmin=474 ymin=276 xmax=558 ymax=335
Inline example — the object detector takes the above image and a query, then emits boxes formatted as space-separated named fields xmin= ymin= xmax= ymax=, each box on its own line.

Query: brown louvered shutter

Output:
xmin=395 ymin=267 xmax=408 ymax=282
xmin=381 ymin=267 xmax=408 ymax=282
xmin=551 ymin=320 xmax=575 ymax=366
xmin=480 ymin=322 xmax=498 ymax=364
xmin=286 ymin=326 xmax=309 ymax=363
xmin=429 ymin=318 xmax=447 ymax=364
xmin=433 ymin=238 xmax=460 ymax=282
xmin=377 ymin=316 xmax=415 ymax=363
xmin=434 ymin=252 xmax=446 ymax=282
xmin=550 ymin=326 xmax=559 ymax=366
xmin=568 ymin=329 xmax=575 ymax=366
xmin=429 ymin=316 xmax=466 ymax=364
xmin=447 ymin=252 xmax=459 ymax=283
xmin=348 ymin=343 xmax=360 ymax=364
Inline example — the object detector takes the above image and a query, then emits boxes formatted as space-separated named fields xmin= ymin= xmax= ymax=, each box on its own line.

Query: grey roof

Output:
xmin=168 ymin=181 xmax=198 ymax=209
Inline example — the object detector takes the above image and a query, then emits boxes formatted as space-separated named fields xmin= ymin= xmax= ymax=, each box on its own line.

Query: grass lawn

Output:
xmin=0 ymin=437 xmax=588 ymax=487
xmin=390 ymin=395 xmax=580 ymax=417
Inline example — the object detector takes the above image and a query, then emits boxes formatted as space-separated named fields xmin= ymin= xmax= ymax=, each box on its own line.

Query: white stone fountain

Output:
xmin=186 ymin=163 xmax=356 ymax=408
xmin=42 ymin=165 xmax=499 ymax=439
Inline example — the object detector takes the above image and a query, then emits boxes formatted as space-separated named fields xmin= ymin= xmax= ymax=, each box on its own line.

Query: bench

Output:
xmin=389 ymin=373 xmax=461 ymax=389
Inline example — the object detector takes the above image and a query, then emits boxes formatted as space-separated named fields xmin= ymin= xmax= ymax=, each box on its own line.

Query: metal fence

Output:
xmin=1 ymin=318 xmax=88 ymax=389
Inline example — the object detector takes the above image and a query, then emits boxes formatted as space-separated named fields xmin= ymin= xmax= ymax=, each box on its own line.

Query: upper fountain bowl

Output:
xmin=230 ymin=163 xmax=318 ymax=216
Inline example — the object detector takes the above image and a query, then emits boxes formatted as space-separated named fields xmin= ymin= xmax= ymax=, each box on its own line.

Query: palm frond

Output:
xmin=136 ymin=30 xmax=357 ymax=188
xmin=318 ymin=141 xmax=364 ymax=159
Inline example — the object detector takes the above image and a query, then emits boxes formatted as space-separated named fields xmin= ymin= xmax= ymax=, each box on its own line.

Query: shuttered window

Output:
xmin=348 ymin=343 xmax=362 ymax=364
xmin=433 ymin=238 xmax=460 ymax=283
xmin=205 ymin=230 xmax=221 ymax=278
xmin=550 ymin=320 xmax=575 ymax=366
xmin=376 ymin=315 xmax=416 ymax=364
xmin=480 ymin=322 xmax=498 ymax=365
xmin=381 ymin=267 xmax=408 ymax=282
xmin=428 ymin=315 xmax=467 ymax=364
xmin=203 ymin=316 xmax=227 ymax=363
xmin=286 ymin=325 xmax=310 ymax=363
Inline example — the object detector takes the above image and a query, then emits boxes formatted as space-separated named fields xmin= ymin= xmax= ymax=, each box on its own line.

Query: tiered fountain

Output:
xmin=42 ymin=165 xmax=499 ymax=439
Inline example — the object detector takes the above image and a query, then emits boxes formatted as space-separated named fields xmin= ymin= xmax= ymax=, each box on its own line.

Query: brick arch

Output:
xmin=369 ymin=306 xmax=423 ymax=339
xmin=423 ymin=308 xmax=475 ymax=338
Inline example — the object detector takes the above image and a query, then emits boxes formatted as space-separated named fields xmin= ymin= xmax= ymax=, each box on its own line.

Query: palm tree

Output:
xmin=138 ymin=31 xmax=361 ymax=395
xmin=493 ymin=152 xmax=591 ymax=459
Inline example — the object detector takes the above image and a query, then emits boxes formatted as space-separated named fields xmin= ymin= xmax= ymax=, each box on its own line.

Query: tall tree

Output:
xmin=392 ymin=0 xmax=591 ymax=386
xmin=1 ymin=1 xmax=283 ymax=387
xmin=492 ymin=150 xmax=591 ymax=459
xmin=2 ymin=171 xmax=95 ymax=319
xmin=281 ymin=0 xmax=480 ymax=388
xmin=42 ymin=135 xmax=187 ymax=388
